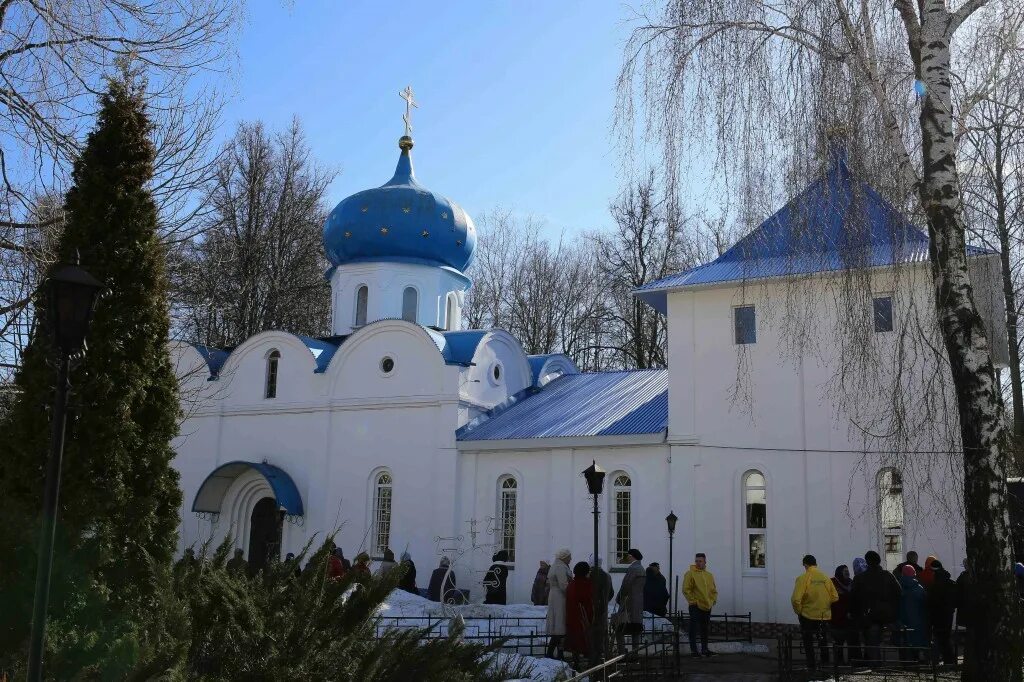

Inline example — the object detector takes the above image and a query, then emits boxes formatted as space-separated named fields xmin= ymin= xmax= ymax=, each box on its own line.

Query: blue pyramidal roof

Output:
xmin=635 ymin=154 xmax=982 ymax=313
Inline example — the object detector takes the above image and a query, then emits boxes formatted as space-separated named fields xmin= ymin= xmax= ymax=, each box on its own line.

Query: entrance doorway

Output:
xmin=248 ymin=497 xmax=283 ymax=572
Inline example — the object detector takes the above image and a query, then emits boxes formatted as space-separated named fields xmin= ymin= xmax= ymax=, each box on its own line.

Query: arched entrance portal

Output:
xmin=247 ymin=497 xmax=283 ymax=572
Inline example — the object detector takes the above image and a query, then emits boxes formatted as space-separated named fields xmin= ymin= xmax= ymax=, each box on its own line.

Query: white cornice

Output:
xmin=456 ymin=432 xmax=668 ymax=451
xmin=189 ymin=394 xmax=459 ymax=418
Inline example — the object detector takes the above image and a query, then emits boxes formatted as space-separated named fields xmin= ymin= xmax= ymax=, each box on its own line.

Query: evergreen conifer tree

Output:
xmin=0 ymin=70 xmax=181 ymax=668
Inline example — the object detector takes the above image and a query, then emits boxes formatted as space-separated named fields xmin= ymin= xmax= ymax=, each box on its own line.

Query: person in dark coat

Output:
xmin=852 ymin=550 xmax=902 ymax=662
xmin=830 ymin=565 xmax=855 ymax=664
xmin=898 ymin=565 xmax=928 ymax=660
xmin=484 ymin=550 xmax=511 ymax=605
xmin=531 ymin=560 xmax=550 ymax=606
xmin=398 ymin=551 xmax=418 ymax=594
xmin=926 ymin=559 xmax=956 ymax=665
xmin=428 ymin=557 xmax=456 ymax=602
xmin=565 ymin=561 xmax=595 ymax=669
xmin=614 ymin=548 xmax=646 ymax=653
xmin=893 ymin=551 xmax=923 ymax=580
xmin=589 ymin=561 xmax=615 ymax=668
xmin=327 ymin=547 xmax=346 ymax=581
xmin=955 ymin=558 xmax=970 ymax=631
xmin=227 ymin=548 xmax=246 ymax=574
xmin=643 ymin=563 xmax=670 ymax=617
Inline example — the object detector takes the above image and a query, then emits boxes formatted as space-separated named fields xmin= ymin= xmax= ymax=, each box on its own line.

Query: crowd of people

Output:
xmin=792 ymin=549 xmax=1024 ymax=672
xmin=216 ymin=540 xmax=1024 ymax=672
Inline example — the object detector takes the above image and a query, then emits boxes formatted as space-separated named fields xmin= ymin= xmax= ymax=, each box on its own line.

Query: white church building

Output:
xmin=170 ymin=129 xmax=1006 ymax=625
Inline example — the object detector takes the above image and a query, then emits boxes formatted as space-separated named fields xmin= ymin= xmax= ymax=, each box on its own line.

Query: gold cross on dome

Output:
xmin=399 ymin=85 xmax=418 ymax=136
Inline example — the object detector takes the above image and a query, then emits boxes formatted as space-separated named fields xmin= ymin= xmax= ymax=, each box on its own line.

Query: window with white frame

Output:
xmin=498 ymin=476 xmax=518 ymax=562
xmin=265 ymin=350 xmax=280 ymax=399
xmin=743 ymin=470 xmax=767 ymax=569
xmin=878 ymin=468 xmax=904 ymax=571
xmin=402 ymin=286 xmax=418 ymax=322
xmin=445 ymin=294 xmax=457 ymax=331
xmin=372 ymin=471 xmax=393 ymax=557
xmin=610 ymin=473 xmax=632 ymax=566
xmin=355 ymin=285 xmax=369 ymax=327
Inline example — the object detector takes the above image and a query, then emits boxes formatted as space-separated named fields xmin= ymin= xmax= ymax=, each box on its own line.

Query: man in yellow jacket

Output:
xmin=791 ymin=554 xmax=838 ymax=671
xmin=682 ymin=553 xmax=718 ymax=657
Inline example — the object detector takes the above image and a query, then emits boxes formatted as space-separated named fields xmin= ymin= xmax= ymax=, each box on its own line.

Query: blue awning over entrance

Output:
xmin=191 ymin=461 xmax=304 ymax=516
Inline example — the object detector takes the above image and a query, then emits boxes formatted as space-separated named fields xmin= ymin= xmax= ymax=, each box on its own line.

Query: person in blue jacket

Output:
xmin=898 ymin=564 xmax=928 ymax=660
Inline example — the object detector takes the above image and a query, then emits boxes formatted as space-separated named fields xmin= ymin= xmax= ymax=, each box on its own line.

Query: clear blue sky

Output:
xmin=215 ymin=0 xmax=639 ymax=236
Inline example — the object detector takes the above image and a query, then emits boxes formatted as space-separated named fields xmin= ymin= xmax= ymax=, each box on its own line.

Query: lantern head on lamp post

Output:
xmin=581 ymin=460 xmax=605 ymax=577
xmin=665 ymin=511 xmax=678 ymax=536
xmin=27 ymin=263 xmax=103 ymax=682
xmin=48 ymin=264 xmax=104 ymax=355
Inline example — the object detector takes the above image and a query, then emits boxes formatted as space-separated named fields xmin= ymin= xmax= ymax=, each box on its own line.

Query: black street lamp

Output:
xmin=27 ymin=264 xmax=103 ymax=682
xmin=581 ymin=461 xmax=606 ymax=571
xmin=666 ymin=511 xmax=678 ymax=613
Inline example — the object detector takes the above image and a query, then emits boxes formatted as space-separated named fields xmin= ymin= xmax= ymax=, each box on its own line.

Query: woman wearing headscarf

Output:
xmin=831 ymin=565 xmax=855 ymax=664
xmin=484 ymin=550 xmax=511 ymax=605
xmin=398 ymin=551 xmax=418 ymax=594
xmin=897 ymin=564 xmax=928 ymax=660
xmin=564 ymin=561 xmax=595 ymax=669
xmin=531 ymin=560 xmax=551 ymax=606
xmin=545 ymin=548 xmax=572 ymax=659
xmin=919 ymin=555 xmax=938 ymax=588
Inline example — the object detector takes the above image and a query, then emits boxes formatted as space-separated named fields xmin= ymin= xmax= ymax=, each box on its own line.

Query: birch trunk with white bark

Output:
xmin=914 ymin=2 xmax=1022 ymax=678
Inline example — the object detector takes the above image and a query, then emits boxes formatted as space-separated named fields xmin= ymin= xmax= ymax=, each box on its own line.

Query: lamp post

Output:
xmin=581 ymin=461 xmax=606 ymax=570
xmin=665 ymin=511 xmax=678 ymax=613
xmin=27 ymin=264 xmax=103 ymax=682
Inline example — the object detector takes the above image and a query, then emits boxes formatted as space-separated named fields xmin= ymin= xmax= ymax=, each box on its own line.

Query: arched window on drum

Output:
xmin=372 ymin=471 xmax=393 ymax=557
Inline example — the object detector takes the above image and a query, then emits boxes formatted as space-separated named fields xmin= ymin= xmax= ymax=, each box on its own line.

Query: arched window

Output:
xmin=743 ymin=470 xmax=767 ymax=570
xmin=610 ymin=473 xmax=631 ymax=566
xmin=498 ymin=476 xmax=518 ymax=562
xmin=355 ymin=285 xmax=369 ymax=327
xmin=445 ymin=294 xmax=457 ymax=331
xmin=265 ymin=350 xmax=280 ymax=399
xmin=372 ymin=471 xmax=393 ymax=557
xmin=878 ymin=468 xmax=904 ymax=571
xmin=402 ymin=286 xmax=418 ymax=322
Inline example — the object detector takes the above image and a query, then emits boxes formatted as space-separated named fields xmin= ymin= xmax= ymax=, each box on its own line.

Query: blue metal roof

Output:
xmin=192 ymin=344 xmax=231 ymax=378
xmin=440 ymin=330 xmax=489 ymax=365
xmin=457 ymin=369 xmax=668 ymax=441
xmin=192 ymin=461 xmax=304 ymax=516
xmin=295 ymin=335 xmax=340 ymax=373
xmin=636 ymin=155 xmax=994 ymax=313
xmin=323 ymin=137 xmax=476 ymax=273
xmin=193 ymin=334 xmax=342 ymax=378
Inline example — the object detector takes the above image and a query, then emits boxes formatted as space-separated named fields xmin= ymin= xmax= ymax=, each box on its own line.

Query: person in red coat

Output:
xmin=565 ymin=561 xmax=595 ymax=669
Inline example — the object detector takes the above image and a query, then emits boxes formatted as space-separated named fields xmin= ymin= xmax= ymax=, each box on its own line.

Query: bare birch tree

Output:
xmin=0 ymin=0 xmax=238 ymax=377
xmin=620 ymin=0 xmax=1024 ymax=676
xmin=171 ymin=119 xmax=335 ymax=347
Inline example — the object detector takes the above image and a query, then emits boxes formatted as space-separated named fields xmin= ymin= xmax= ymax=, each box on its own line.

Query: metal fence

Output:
xmin=777 ymin=631 xmax=960 ymax=681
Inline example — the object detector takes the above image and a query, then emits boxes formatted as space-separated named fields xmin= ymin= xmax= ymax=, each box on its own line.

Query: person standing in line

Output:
xmin=614 ymin=549 xmax=646 ymax=653
xmin=925 ymin=559 xmax=956 ymax=665
xmin=427 ymin=557 xmax=456 ymax=602
xmin=919 ymin=555 xmax=938 ymax=588
xmin=830 ymin=565 xmax=854 ymax=664
xmin=353 ymin=551 xmax=371 ymax=577
xmin=954 ymin=558 xmax=970 ymax=632
xmin=893 ymin=551 xmax=923 ymax=579
xmin=852 ymin=550 xmax=901 ymax=663
xmin=484 ymin=550 xmax=511 ymax=605
xmin=376 ymin=547 xmax=398 ymax=577
xmin=589 ymin=559 xmax=615 ymax=668
xmin=532 ymin=560 xmax=551 ymax=606
xmin=227 ymin=548 xmax=246 ymax=574
xmin=397 ymin=551 xmax=418 ymax=594
xmin=564 ymin=561 xmax=595 ymax=670
xmin=643 ymin=562 xmax=670 ymax=617
xmin=682 ymin=553 xmax=718 ymax=658
xmin=897 ymin=564 xmax=928 ymax=660
xmin=791 ymin=554 xmax=838 ymax=672
xmin=545 ymin=548 xmax=572 ymax=659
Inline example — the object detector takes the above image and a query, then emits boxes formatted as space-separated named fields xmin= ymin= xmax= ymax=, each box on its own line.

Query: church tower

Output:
xmin=322 ymin=91 xmax=476 ymax=335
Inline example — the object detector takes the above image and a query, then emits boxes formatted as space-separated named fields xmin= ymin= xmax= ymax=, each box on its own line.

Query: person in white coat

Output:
xmin=545 ymin=548 xmax=572 ymax=659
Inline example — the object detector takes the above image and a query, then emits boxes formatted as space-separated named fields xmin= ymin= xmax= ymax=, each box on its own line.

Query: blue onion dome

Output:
xmin=323 ymin=136 xmax=476 ymax=273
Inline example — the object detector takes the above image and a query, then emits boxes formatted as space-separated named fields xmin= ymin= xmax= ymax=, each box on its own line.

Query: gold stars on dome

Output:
xmin=360 ymin=206 xmax=368 ymax=213
xmin=380 ymin=226 xmax=390 ymax=235
xmin=440 ymin=211 xmax=448 ymax=219
xmin=421 ymin=230 xmax=430 ymax=237
xmin=456 ymin=239 xmax=463 ymax=246
xmin=344 ymin=231 xmax=352 ymax=239
xmin=402 ymin=206 xmax=411 ymax=213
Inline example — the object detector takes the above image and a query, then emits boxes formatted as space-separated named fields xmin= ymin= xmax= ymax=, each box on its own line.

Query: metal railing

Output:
xmin=777 ymin=630 xmax=960 ymax=681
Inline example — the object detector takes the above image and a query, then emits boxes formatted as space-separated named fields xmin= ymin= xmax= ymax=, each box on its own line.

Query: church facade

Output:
xmin=170 ymin=132 xmax=1005 ymax=624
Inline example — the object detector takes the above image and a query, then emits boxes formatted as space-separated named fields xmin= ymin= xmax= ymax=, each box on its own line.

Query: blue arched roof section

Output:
xmin=192 ymin=461 xmax=304 ymax=516
xmin=526 ymin=354 xmax=578 ymax=385
xmin=192 ymin=344 xmax=231 ymax=379
xmin=295 ymin=335 xmax=339 ymax=373
xmin=440 ymin=330 xmax=489 ymax=365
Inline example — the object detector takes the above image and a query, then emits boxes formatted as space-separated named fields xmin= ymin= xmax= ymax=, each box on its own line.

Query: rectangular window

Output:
xmin=500 ymin=487 xmax=517 ymax=562
xmin=614 ymin=490 xmax=631 ymax=564
xmin=873 ymin=296 xmax=893 ymax=333
xmin=734 ymin=305 xmax=756 ymax=344
xmin=747 ymin=533 xmax=767 ymax=569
